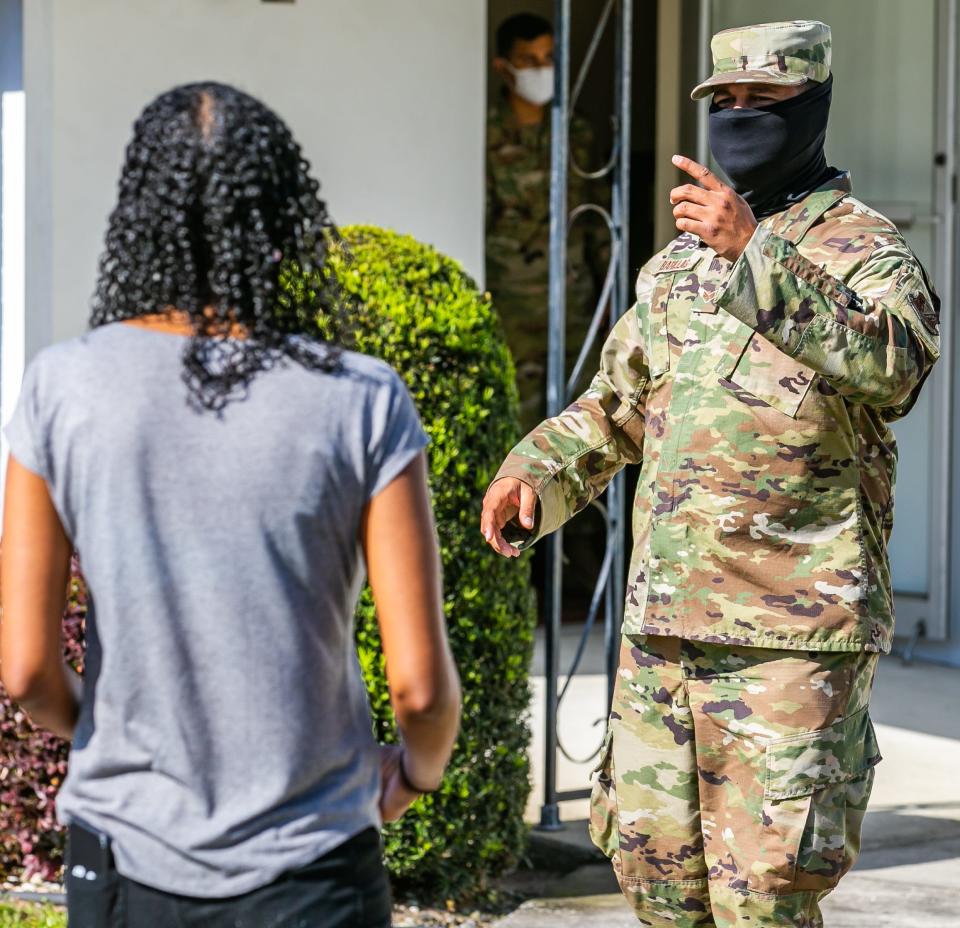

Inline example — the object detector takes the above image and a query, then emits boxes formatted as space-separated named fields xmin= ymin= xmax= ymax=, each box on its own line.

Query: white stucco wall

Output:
xmin=23 ymin=0 xmax=487 ymax=350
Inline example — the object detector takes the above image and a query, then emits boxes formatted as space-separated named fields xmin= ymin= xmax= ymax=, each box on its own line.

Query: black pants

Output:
xmin=66 ymin=824 xmax=392 ymax=928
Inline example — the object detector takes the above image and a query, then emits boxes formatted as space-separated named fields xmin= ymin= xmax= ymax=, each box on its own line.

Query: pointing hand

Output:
xmin=670 ymin=155 xmax=758 ymax=262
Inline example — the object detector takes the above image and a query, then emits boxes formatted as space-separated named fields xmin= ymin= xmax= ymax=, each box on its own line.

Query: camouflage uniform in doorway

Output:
xmin=491 ymin=21 xmax=940 ymax=927
xmin=486 ymin=98 xmax=604 ymax=434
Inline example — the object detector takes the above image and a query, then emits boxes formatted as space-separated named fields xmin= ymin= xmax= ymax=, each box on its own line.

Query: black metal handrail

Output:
xmin=539 ymin=0 xmax=632 ymax=831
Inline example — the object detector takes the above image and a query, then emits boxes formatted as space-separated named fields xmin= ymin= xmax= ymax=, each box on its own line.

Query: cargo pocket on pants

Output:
xmin=588 ymin=726 xmax=619 ymax=861
xmin=751 ymin=706 xmax=881 ymax=896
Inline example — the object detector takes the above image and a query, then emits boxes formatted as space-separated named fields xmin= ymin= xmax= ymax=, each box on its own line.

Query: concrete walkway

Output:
xmin=504 ymin=628 xmax=960 ymax=927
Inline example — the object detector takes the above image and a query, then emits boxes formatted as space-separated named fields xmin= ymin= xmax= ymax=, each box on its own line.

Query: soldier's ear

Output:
xmin=493 ymin=58 xmax=515 ymax=88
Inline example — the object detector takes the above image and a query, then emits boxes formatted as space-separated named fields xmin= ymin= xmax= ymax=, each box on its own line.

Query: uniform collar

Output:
xmin=764 ymin=170 xmax=852 ymax=242
xmin=492 ymin=93 xmax=549 ymax=137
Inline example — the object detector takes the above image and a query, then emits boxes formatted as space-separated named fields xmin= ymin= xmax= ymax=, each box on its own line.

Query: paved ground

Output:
xmin=505 ymin=627 xmax=960 ymax=926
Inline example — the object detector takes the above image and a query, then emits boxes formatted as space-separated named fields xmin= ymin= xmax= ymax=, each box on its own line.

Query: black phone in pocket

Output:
xmin=65 ymin=823 xmax=122 ymax=927
xmin=67 ymin=821 xmax=114 ymax=881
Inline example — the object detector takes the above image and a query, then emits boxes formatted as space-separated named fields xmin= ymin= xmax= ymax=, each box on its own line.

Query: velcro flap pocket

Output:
xmin=764 ymin=707 xmax=882 ymax=801
xmin=761 ymin=234 xmax=862 ymax=310
xmin=724 ymin=330 xmax=818 ymax=419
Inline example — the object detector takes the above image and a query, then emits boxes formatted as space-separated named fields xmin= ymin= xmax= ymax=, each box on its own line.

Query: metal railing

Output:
xmin=539 ymin=0 xmax=633 ymax=830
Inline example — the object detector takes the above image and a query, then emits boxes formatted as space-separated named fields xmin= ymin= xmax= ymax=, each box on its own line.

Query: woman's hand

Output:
xmin=378 ymin=744 xmax=422 ymax=823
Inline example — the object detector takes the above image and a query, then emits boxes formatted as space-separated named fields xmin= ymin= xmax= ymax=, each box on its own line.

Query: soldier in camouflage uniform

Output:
xmin=481 ymin=21 xmax=939 ymax=928
xmin=487 ymin=12 xmax=602 ymax=433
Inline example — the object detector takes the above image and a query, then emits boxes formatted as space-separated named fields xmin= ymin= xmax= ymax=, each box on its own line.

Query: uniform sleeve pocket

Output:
xmin=764 ymin=706 xmax=882 ymax=801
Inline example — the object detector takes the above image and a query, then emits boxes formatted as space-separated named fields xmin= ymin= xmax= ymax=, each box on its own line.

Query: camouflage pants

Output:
xmin=589 ymin=635 xmax=881 ymax=927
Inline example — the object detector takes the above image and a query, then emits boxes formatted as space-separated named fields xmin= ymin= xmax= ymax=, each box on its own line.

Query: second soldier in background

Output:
xmin=486 ymin=12 xmax=604 ymax=434
xmin=487 ymin=12 xmax=609 ymax=607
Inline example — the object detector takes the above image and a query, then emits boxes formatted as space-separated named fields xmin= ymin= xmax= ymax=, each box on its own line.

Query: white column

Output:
xmin=1 ymin=89 xmax=25 ymax=518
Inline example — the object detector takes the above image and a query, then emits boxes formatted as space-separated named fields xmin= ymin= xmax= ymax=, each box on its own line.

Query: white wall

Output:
xmin=0 ymin=0 xmax=24 ymax=505
xmin=23 ymin=0 xmax=487 ymax=348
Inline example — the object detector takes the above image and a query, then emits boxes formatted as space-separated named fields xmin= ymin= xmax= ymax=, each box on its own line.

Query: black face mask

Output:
xmin=709 ymin=75 xmax=837 ymax=217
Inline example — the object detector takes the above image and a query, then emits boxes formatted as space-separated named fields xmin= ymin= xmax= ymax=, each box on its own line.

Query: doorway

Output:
xmin=485 ymin=1 xmax=658 ymax=627
xmin=487 ymin=0 xmax=658 ymax=285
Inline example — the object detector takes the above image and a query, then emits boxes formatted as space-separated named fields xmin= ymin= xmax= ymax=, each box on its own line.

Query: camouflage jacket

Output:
xmin=486 ymin=99 xmax=604 ymax=430
xmin=485 ymin=97 xmax=599 ymax=316
xmin=494 ymin=173 xmax=940 ymax=652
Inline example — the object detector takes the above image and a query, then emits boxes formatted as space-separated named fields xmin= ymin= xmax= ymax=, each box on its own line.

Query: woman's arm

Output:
xmin=361 ymin=452 xmax=461 ymax=822
xmin=0 ymin=455 xmax=79 ymax=740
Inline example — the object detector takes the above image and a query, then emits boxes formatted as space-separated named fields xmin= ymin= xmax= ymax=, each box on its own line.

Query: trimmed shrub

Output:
xmin=297 ymin=226 xmax=537 ymax=900
xmin=0 ymin=226 xmax=537 ymax=901
xmin=0 ymin=562 xmax=86 ymax=884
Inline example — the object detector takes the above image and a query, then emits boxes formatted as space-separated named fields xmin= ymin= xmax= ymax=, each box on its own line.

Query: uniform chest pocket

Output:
xmin=644 ymin=273 xmax=673 ymax=379
xmin=646 ymin=261 xmax=708 ymax=378
xmin=720 ymin=327 xmax=819 ymax=419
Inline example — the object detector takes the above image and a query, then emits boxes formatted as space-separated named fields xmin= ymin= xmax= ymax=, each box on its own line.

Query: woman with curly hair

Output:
xmin=0 ymin=82 xmax=461 ymax=927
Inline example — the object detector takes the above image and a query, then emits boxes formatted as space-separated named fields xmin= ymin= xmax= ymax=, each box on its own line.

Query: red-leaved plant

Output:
xmin=0 ymin=558 xmax=86 ymax=884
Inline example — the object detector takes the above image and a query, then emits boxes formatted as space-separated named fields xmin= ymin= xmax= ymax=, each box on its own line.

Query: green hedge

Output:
xmin=285 ymin=226 xmax=537 ymax=900
xmin=0 ymin=902 xmax=65 ymax=928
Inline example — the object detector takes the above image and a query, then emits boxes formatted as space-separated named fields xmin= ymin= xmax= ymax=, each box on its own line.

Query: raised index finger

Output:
xmin=672 ymin=154 xmax=724 ymax=191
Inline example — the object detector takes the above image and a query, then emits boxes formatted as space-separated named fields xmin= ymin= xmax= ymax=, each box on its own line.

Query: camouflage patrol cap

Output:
xmin=691 ymin=20 xmax=831 ymax=101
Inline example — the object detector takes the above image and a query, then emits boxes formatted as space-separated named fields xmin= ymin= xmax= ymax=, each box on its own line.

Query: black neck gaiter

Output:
xmin=709 ymin=75 xmax=837 ymax=218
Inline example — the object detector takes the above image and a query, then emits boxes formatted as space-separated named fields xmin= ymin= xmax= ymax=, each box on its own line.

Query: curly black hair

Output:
xmin=90 ymin=81 xmax=343 ymax=412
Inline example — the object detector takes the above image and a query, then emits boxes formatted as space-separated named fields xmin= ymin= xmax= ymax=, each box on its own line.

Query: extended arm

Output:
xmin=481 ymin=277 xmax=651 ymax=555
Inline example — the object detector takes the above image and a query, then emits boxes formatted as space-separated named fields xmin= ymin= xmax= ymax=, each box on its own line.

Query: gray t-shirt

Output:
xmin=4 ymin=323 xmax=428 ymax=897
